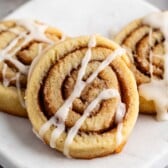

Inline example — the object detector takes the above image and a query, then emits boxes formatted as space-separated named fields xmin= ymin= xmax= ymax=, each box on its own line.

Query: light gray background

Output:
xmin=0 ymin=0 xmax=28 ymax=19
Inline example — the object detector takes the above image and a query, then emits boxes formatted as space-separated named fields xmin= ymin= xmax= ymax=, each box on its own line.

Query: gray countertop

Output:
xmin=147 ymin=0 xmax=168 ymax=10
xmin=0 ymin=0 xmax=28 ymax=19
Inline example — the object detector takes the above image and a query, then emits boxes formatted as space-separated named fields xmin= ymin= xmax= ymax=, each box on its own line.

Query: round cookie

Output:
xmin=115 ymin=11 xmax=168 ymax=120
xmin=26 ymin=35 xmax=139 ymax=158
xmin=0 ymin=19 xmax=65 ymax=117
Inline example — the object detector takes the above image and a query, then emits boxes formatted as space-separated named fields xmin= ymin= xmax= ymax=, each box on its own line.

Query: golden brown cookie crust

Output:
xmin=115 ymin=18 xmax=165 ymax=114
xmin=26 ymin=35 xmax=139 ymax=159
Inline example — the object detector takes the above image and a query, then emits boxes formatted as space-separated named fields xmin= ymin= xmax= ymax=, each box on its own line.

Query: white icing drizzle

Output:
xmin=0 ymin=31 xmax=29 ymax=74
xmin=39 ymin=36 xmax=126 ymax=157
xmin=2 ymin=66 xmax=17 ymax=87
xmin=16 ymin=73 xmax=25 ymax=108
xmin=2 ymin=63 xmax=9 ymax=87
xmin=40 ymin=35 xmax=97 ymax=142
xmin=116 ymin=123 xmax=123 ymax=146
xmin=1 ymin=55 xmax=29 ymax=75
xmin=115 ymin=102 xmax=126 ymax=124
xmin=140 ymin=11 xmax=168 ymax=121
xmin=1 ymin=31 xmax=26 ymax=54
xmin=0 ymin=19 xmax=54 ymax=108
xmin=63 ymin=89 xmax=120 ymax=157
xmin=114 ymin=103 xmax=125 ymax=151
xmin=16 ymin=19 xmax=53 ymax=44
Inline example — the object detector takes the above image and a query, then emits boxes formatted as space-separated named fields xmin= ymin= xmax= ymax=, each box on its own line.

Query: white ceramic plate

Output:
xmin=1 ymin=0 xmax=168 ymax=167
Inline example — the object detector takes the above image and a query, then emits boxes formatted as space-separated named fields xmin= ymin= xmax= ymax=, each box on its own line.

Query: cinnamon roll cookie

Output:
xmin=0 ymin=19 xmax=65 ymax=117
xmin=26 ymin=35 xmax=139 ymax=159
xmin=115 ymin=11 xmax=168 ymax=121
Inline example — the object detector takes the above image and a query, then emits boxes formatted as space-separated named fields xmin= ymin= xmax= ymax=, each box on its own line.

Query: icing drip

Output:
xmin=16 ymin=73 xmax=25 ymax=108
xmin=39 ymin=35 xmax=97 ymax=143
xmin=63 ymin=89 xmax=120 ymax=157
xmin=1 ymin=31 xmax=26 ymax=54
xmin=114 ymin=102 xmax=126 ymax=150
xmin=140 ymin=11 xmax=168 ymax=121
xmin=0 ymin=20 xmax=53 ymax=108
xmin=2 ymin=63 xmax=17 ymax=87
xmin=115 ymin=102 xmax=126 ymax=124
xmin=39 ymin=36 xmax=126 ymax=157
xmin=16 ymin=19 xmax=53 ymax=44
xmin=116 ymin=123 xmax=123 ymax=146
xmin=2 ymin=64 xmax=9 ymax=87
xmin=0 ymin=31 xmax=29 ymax=74
xmin=1 ymin=55 xmax=29 ymax=75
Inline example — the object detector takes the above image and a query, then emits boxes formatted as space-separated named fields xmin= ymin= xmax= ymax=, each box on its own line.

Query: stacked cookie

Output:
xmin=115 ymin=11 xmax=168 ymax=121
xmin=0 ymin=11 xmax=167 ymax=159
xmin=0 ymin=20 xmax=64 ymax=117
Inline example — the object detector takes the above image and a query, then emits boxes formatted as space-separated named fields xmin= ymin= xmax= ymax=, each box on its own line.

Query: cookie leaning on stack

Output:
xmin=0 ymin=19 xmax=65 ymax=117
xmin=26 ymin=35 xmax=139 ymax=159
xmin=115 ymin=11 xmax=168 ymax=121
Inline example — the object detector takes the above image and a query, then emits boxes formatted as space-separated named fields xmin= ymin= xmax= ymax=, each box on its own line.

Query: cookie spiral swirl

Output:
xmin=26 ymin=35 xmax=139 ymax=159
xmin=0 ymin=20 xmax=64 ymax=116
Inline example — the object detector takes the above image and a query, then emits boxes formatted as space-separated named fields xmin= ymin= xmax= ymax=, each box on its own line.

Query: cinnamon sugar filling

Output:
xmin=37 ymin=46 xmax=127 ymax=134
xmin=122 ymin=24 xmax=165 ymax=80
